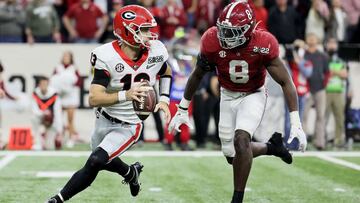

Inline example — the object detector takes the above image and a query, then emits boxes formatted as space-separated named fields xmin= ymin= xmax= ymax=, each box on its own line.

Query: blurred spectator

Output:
xmin=342 ymin=0 xmax=360 ymax=42
xmin=50 ymin=51 xmax=82 ymax=148
xmin=65 ymin=0 xmax=80 ymax=10
xmin=264 ymin=0 xmax=276 ymax=9
xmin=305 ymin=0 xmax=330 ymax=43
xmin=192 ymin=72 xmax=212 ymax=149
xmin=202 ymin=71 xmax=220 ymax=148
xmin=63 ymin=0 xmax=108 ymax=43
xmin=31 ymin=76 xmax=62 ymax=150
xmin=159 ymin=0 xmax=187 ymax=42
xmin=0 ymin=0 xmax=25 ymax=43
xmin=101 ymin=0 xmax=123 ymax=43
xmin=294 ymin=0 xmax=311 ymax=40
xmin=123 ymin=0 xmax=140 ymax=5
xmin=268 ymin=0 xmax=301 ymax=44
xmin=325 ymin=38 xmax=347 ymax=148
xmin=0 ymin=62 xmax=15 ymax=101
xmin=0 ymin=61 xmax=28 ymax=112
xmin=252 ymin=0 xmax=268 ymax=30
xmin=283 ymin=40 xmax=313 ymax=149
xmin=182 ymin=0 xmax=198 ymax=29
xmin=140 ymin=0 xmax=161 ymax=38
xmin=196 ymin=0 xmax=222 ymax=34
xmin=25 ymin=0 xmax=61 ymax=44
xmin=327 ymin=0 xmax=346 ymax=42
xmin=53 ymin=0 xmax=69 ymax=42
xmin=303 ymin=33 xmax=329 ymax=150
xmin=164 ymin=38 xmax=194 ymax=150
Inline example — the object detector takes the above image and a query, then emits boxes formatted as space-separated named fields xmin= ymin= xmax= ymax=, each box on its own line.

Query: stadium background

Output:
xmin=0 ymin=0 xmax=360 ymax=202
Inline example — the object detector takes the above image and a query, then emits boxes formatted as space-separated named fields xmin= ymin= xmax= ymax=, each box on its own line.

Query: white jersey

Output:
xmin=50 ymin=64 xmax=80 ymax=107
xmin=91 ymin=40 xmax=169 ymax=123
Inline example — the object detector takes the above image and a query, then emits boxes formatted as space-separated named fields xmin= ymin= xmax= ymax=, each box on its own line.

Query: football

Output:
xmin=132 ymin=81 xmax=157 ymax=120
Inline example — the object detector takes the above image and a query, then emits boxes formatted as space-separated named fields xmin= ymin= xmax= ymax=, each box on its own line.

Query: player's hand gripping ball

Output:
xmin=132 ymin=80 xmax=157 ymax=120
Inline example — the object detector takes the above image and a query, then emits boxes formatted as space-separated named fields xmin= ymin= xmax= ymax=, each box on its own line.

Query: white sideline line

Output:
xmin=317 ymin=155 xmax=360 ymax=171
xmin=36 ymin=171 xmax=74 ymax=178
xmin=0 ymin=154 xmax=16 ymax=170
xmin=0 ymin=151 xmax=360 ymax=157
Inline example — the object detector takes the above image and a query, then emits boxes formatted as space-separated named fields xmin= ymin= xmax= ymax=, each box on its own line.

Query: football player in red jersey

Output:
xmin=169 ymin=1 xmax=307 ymax=203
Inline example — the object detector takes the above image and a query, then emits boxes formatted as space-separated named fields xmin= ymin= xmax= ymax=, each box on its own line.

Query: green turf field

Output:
xmin=0 ymin=151 xmax=359 ymax=203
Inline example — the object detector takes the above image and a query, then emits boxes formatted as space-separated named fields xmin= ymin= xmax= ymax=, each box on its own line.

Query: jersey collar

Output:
xmin=112 ymin=41 xmax=149 ymax=70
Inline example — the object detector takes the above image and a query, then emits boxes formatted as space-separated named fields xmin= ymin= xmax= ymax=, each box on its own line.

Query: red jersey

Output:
xmin=289 ymin=61 xmax=312 ymax=96
xmin=200 ymin=26 xmax=279 ymax=92
xmin=65 ymin=3 xmax=104 ymax=39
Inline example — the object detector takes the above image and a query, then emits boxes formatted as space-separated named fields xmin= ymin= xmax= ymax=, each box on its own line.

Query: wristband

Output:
xmin=290 ymin=111 xmax=301 ymax=127
xmin=179 ymin=98 xmax=191 ymax=110
xmin=159 ymin=95 xmax=170 ymax=105
xmin=118 ymin=91 xmax=126 ymax=102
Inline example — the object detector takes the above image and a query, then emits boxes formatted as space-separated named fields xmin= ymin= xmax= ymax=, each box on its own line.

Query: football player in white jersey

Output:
xmin=47 ymin=5 xmax=172 ymax=203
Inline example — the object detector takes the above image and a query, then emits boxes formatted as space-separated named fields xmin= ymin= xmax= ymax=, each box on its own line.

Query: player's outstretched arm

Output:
xmin=266 ymin=57 xmax=307 ymax=152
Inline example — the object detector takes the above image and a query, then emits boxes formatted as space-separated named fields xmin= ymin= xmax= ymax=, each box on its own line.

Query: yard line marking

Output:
xmin=149 ymin=187 xmax=162 ymax=192
xmin=317 ymin=155 xmax=360 ymax=171
xmin=333 ymin=188 xmax=346 ymax=192
xmin=0 ymin=154 xmax=16 ymax=170
xmin=0 ymin=151 xmax=360 ymax=157
xmin=36 ymin=171 xmax=75 ymax=178
xmin=245 ymin=187 xmax=252 ymax=192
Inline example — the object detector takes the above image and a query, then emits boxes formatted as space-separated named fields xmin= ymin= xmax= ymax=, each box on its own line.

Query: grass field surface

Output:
xmin=0 ymin=151 xmax=359 ymax=203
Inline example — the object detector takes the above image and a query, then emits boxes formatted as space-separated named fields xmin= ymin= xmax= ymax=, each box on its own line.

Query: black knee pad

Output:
xmin=86 ymin=147 xmax=109 ymax=170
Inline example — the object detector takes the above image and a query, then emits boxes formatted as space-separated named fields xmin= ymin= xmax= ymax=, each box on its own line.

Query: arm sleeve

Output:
xmin=91 ymin=69 xmax=110 ymax=87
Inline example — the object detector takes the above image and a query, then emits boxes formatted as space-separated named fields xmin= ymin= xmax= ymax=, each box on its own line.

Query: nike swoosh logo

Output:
xmin=146 ymin=64 xmax=156 ymax=69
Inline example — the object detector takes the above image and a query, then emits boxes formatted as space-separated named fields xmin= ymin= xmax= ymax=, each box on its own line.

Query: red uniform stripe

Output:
xmin=109 ymin=123 xmax=142 ymax=160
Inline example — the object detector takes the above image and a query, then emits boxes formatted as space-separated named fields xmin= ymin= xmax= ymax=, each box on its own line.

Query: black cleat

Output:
xmin=46 ymin=195 xmax=62 ymax=203
xmin=268 ymin=132 xmax=292 ymax=164
xmin=123 ymin=162 xmax=144 ymax=197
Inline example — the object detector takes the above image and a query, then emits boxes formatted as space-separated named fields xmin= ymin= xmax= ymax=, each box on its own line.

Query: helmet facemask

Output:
xmin=217 ymin=21 xmax=251 ymax=49
xmin=117 ymin=22 xmax=158 ymax=48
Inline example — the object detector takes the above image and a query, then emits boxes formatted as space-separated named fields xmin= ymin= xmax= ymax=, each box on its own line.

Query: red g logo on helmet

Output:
xmin=113 ymin=5 xmax=158 ymax=48
xmin=216 ymin=1 xmax=256 ymax=49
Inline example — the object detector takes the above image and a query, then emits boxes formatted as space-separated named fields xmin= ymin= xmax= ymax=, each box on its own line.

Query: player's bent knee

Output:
xmin=87 ymin=147 xmax=109 ymax=169
xmin=234 ymin=130 xmax=251 ymax=154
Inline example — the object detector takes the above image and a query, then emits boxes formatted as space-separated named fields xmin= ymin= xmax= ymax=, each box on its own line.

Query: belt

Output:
xmin=97 ymin=107 xmax=130 ymax=124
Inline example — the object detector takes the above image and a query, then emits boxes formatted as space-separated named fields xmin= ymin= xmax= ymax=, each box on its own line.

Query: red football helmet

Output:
xmin=216 ymin=1 xmax=256 ymax=49
xmin=113 ymin=5 xmax=158 ymax=48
